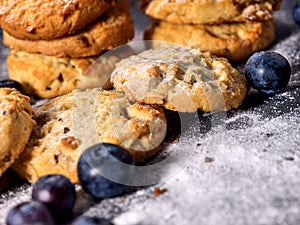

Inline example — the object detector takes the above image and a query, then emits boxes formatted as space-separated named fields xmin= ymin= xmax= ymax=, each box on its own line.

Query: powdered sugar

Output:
xmin=1 ymin=0 xmax=300 ymax=224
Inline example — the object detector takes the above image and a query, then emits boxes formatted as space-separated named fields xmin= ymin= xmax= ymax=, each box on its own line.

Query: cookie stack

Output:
xmin=142 ymin=0 xmax=282 ymax=62
xmin=0 ymin=0 xmax=134 ymax=98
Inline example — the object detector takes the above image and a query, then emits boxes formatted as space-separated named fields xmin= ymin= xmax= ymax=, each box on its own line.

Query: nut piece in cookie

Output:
xmin=11 ymin=89 xmax=167 ymax=183
xmin=140 ymin=0 xmax=282 ymax=24
xmin=111 ymin=47 xmax=247 ymax=112
xmin=0 ymin=88 xmax=36 ymax=177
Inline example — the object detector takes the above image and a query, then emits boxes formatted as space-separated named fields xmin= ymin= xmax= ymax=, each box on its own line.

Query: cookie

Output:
xmin=111 ymin=47 xmax=248 ymax=112
xmin=3 ymin=0 xmax=134 ymax=58
xmin=144 ymin=20 xmax=276 ymax=62
xmin=11 ymin=89 xmax=167 ymax=183
xmin=0 ymin=88 xmax=36 ymax=177
xmin=0 ymin=0 xmax=115 ymax=40
xmin=140 ymin=0 xmax=282 ymax=24
xmin=7 ymin=50 xmax=112 ymax=99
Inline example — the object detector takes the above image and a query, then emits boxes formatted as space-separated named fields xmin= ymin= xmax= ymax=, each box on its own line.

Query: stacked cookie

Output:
xmin=0 ymin=0 xmax=134 ymax=98
xmin=142 ymin=0 xmax=282 ymax=62
xmin=0 ymin=88 xmax=35 ymax=177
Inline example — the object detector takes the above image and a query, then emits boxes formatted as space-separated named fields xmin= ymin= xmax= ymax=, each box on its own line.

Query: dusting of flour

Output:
xmin=1 ymin=1 xmax=300 ymax=225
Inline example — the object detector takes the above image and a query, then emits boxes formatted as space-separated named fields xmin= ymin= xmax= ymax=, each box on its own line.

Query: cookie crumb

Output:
xmin=119 ymin=197 xmax=125 ymax=203
xmin=283 ymin=156 xmax=294 ymax=161
xmin=205 ymin=157 xmax=214 ymax=163
xmin=153 ymin=187 xmax=168 ymax=197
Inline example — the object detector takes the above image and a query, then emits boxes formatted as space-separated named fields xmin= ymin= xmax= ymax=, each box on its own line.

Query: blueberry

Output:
xmin=32 ymin=174 xmax=76 ymax=220
xmin=0 ymin=79 xmax=24 ymax=94
xmin=6 ymin=201 xmax=54 ymax=225
xmin=77 ymin=143 xmax=135 ymax=199
xmin=71 ymin=216 xmax=114 ymax=225
xmin=293 ymin=0 xmax=300 ymax=27
xmin=245 ymin=51 xmax=291 ymax=94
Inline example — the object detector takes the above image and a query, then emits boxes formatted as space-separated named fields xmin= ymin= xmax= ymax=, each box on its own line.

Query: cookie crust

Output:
xmin=0 ymin=88 xmax=36 ymax=177
xmin=140 ymin=0 xmax=282 ymax=24
xmin=144 ymin=20 xmax=276 ymax=62
xmin=3 ymin=0 xmax=134 ymax=58
xmin=6 ymin=50 xmax=106 ymax=99
xmin=11 ymin=89 xmax=166 ymax=183
xmin=111 ymin=47 xmax=248 ymax=112
xmin=0 ymin=0 xmax=115 ymax=40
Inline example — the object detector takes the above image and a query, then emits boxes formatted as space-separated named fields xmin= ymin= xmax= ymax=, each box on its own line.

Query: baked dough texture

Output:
xmin=2 ymin=0 xmax=134 ymax=58
xmin=111 ymin=47 xmax=247 ymax=112
xmin=144 ymin=20 xmax=276 ymax=62
xmin=140 ymin=0 xmax=282 ymax=24
xmin=0 ymin=88 xmax=36 ymax=177
xmin=11 ymin=89 xmax=167 ymax=183
xmin=0 ymin=0 xmax=115 ymax=40
xmin=6 ymin=50 xmax=109 ymax=99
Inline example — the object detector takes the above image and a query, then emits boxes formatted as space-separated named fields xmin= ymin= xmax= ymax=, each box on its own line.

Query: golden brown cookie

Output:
xmin=3 ymin=0 xmax=134 ymax=58
xmin=111 ymin=47 xmax=248 ymax=112
xmin=6 ymin=50 xmax=112 ymax=99
xmin=140 ymin=0 xmax=282 ymax=24
xmin=11 ymin=89 xmax=167 ymax=183
xmin=0 ymin=0 xmax=115 ymax=40
xmin=144 ymin=20 xmax=276 ymax=62
xmin=0 ymin=88 xmax=36 ymax=177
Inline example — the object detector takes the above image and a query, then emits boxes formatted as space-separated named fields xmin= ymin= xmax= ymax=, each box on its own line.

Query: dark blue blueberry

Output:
xmin=0 ymin=79 xmax=24 ymax=94
xmin=32 ymin=174 xmax=76 ymax=220
xmin=245 ymin=51 xmax=291 ymax=94
xmin=6 ymin=201 xmax=54 ymax=225
xmin=71 ymin=216 xmax=114 ymax=225
xmin=293 ymin=0 xmax=300 ymax=27
xmin=77 ymin=143 xmax=135 ymax=199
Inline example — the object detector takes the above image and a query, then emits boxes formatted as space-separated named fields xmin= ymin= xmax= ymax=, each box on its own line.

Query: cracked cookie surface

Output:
xmin=0 ymin=0 xmax=115 ymax=40
xmin=11 ymin=89 xmax=166 ymax=183
xmin=111 ymin=47 xmax=247 ymax=112
xmin=3 ymin=0 xmax=134 ymax=58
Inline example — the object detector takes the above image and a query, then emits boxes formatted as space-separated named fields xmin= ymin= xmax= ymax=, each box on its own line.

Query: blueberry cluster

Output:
xmin=6 ymin=174 xmax=75 ymax=225
xmin=6 ymin=143 xmax=134 ymax=225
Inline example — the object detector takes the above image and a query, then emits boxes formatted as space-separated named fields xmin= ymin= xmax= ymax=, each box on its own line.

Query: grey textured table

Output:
xmin=1 ymin=1 xmax=300 ymax=225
